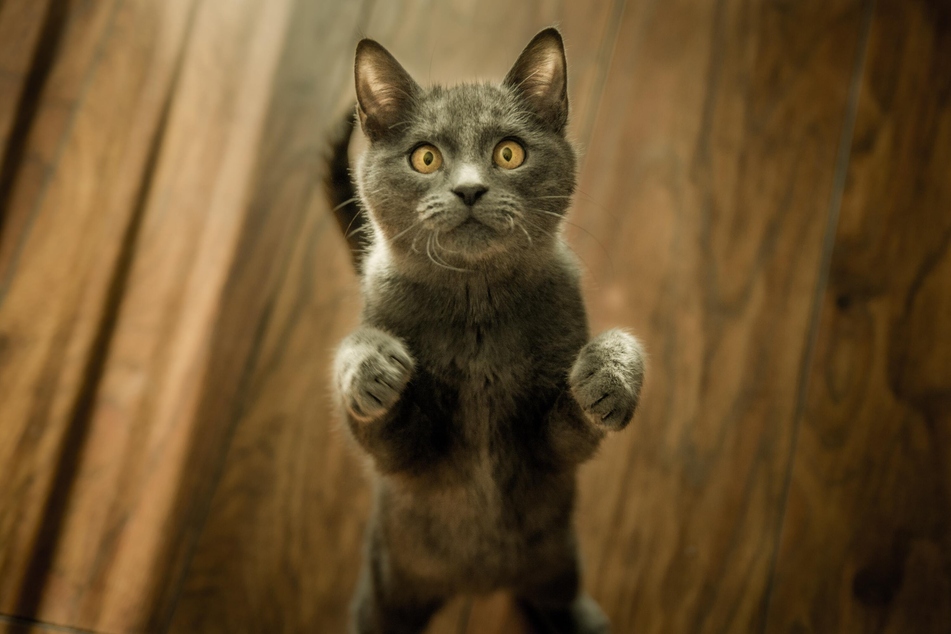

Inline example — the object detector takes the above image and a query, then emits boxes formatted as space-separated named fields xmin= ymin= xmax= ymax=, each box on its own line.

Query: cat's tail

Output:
xmin=324 ymin=108 xmax=369 ymax=271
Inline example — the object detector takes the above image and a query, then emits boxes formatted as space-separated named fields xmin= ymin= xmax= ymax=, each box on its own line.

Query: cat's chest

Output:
xmin=411 ymin=317 xmax=537 ymax=406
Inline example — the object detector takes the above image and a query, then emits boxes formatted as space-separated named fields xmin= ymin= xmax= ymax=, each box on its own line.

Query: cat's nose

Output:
xmin=452 ymin=184 xmax=488 ymax=206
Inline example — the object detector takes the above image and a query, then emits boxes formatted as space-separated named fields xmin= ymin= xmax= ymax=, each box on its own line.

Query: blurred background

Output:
xmin=0 ymin=0 xmax=949 ymax=632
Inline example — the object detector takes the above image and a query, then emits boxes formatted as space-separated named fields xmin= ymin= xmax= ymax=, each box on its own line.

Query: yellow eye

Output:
xmin=493 ymin=140 xmax=525 ymax=169
xmin=410 ymin=145 xmax=443 ymax=174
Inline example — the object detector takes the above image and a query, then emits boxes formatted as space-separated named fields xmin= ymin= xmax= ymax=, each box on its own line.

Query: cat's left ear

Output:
xmin=504 ymin=28 xmax=569 ymax=133
xmin=355 ymin=39 xmax=421 ymax=142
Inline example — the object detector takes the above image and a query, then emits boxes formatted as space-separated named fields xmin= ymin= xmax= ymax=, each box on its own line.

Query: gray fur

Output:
xmin=332 ymin=28 xmax=645 ymax=634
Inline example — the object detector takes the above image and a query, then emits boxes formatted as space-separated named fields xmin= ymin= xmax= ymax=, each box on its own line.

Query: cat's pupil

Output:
xmin=423 ymin=151 xmax=433 ymax=165
xmin=502 ymin=147 xmax=512 ymax=161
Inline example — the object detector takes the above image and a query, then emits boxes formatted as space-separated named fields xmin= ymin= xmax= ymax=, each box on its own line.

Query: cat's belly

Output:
xmin=371 ymin=353 xmax=578 ymax=590
xmin=378 ymin=450 xmax=575 ymax=592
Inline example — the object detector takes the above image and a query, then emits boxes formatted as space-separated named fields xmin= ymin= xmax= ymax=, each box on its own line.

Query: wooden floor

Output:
xmin=0 ymin=0 xmax=948 ymax=632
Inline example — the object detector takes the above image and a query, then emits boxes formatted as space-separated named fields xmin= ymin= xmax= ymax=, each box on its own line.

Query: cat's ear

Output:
xmin=504 ymin=28 xmax=569 ymax=133
xmin=354 ymin=39 xmax=421 ymax=142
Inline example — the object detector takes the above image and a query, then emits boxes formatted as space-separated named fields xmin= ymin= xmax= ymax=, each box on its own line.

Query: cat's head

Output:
xmin=353 ymin=28 xmax=576 ymax=275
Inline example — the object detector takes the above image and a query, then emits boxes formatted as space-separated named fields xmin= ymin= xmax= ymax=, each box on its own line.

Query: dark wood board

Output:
xmin=766 ymin=0 xmax=951 ymax=631
xmin=466 ymin=0 xmax=875 ymax=631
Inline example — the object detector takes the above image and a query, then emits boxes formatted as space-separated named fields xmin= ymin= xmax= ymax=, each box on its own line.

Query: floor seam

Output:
xmin=756 ymin=0 xmax=878 ymax=630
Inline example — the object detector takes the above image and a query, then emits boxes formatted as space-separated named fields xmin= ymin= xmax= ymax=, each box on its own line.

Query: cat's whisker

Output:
xmin=426 ymin=233 xmax=470 ymax=273
xmin=515 ymin=220 xmax=532 ymax=246
xmin=531 ymin=208 xmax=614 ymax=277
xmin=390 ymin=221 xmax=423 ymax=243
xmin=535 ymin=191 xmax=621 ymax=225
xmin=344 ymin=211 xmax=365 ymax=240
xmin=519 ymin=216 xmax=599 ymax=281
xmin=331 ymin=197 xmax=360 ymax=213
xmin=410 ymin=228 xmax=425 ymax=254
xmin=526 ymin=207 xmax=565 ymax=217
xmin=526 ymin=206 xmax=613 ymax=273
xmin=432 ymin=229 xmax=451 ymax=254
xmin=518 ymin=215 xmax=557 ymax=241
xmin=575 ymin=187 xmax=622 ymax=223
xmin=346 ymin=224 xmax=370 ymax=241
xmin=531 ymin=193 xmax=622 ymax=228
xmin=432 ymin=232 xmax=471 ymax=271
xmin=430 ymin=225 xmax=474 ymax=257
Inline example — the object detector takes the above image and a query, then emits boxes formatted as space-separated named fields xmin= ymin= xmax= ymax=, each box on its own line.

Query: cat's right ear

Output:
xmin=355 ymin=39 xmax=420 ymax=142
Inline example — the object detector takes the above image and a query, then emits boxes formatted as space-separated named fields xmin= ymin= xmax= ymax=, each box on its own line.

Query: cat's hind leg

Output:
xmin=517 ymin=594 xmax=611 ymax=634
xmin=350 ymin=532 xmax=447 ymax=634
xmin=514 ymin=548 xmax=610 ymax=634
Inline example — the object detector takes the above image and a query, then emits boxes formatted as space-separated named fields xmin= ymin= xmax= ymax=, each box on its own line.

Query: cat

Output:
xmin=326 ymin=28 xmax=645 ymax=634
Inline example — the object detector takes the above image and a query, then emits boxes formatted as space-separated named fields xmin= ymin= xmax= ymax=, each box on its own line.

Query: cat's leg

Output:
xmin=335 ymin=326 xmax=415 ymax=424
xmin=569 ymin=329 xmax=645 ymax=431
xmin=351 ymin=528 xmax=447 ymax=634
xmin=334 ymin=326 xmax=417 ymax=467
xmin=546 ymin=329 xmax=645 ymax=465
xmin=514 ymin=543 xmax=610 ymax=634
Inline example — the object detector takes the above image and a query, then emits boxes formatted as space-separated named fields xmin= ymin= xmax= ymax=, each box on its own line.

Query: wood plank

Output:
xmin=0 ymin=0 xmax=113 ymax=277
xmin=11 ymin=0 xmax=295 ymax=631
xmin=162 ymin=1 xmax=371 ymax=632
xmin=0 ymin=616 xmax=89 ymax=634
xmin=168 ymin=1 xmax=625 ymax=632
xmin=765 ymin=0 xmax=951 ymax=631
xmin=0 ymin=0 xmax=53 ymax=159
xmin=0 ymin=0 xmax=194 ymax=620
xmin=468 ymin=0 xmax=874 ymax=631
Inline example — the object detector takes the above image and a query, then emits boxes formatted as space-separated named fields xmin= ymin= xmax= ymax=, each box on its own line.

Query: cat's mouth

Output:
xmin=429 ymin=212 xmax=515 ymax=263
xmin=411 ymin=200 xmax=526 ymax=265
xmin=435 ymin=212 xmax=495 ymax=235
xmin=444 ymin=215 xmax=496 ymax=242
xmin=457 ymin=217 xmax=483 ymax=229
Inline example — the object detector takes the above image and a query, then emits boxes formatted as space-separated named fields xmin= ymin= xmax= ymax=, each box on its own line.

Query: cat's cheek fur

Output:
xmin=334 ymin=327 xmax=415 ymax=423
xmin=569 ymin=329 xmax=646 ymax=431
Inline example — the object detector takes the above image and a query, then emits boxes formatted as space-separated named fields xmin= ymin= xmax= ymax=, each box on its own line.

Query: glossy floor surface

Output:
xmin=0 ymin=0 xmax=949 ymax=632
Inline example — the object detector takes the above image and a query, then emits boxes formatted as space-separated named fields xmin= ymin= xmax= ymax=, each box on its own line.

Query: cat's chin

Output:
xmin=430 ymin=219 xmax=516 ymax=264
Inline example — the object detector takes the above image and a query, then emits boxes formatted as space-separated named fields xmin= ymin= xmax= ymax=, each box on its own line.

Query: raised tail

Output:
xmin=324 ymin=108 xmax=369 ymax=271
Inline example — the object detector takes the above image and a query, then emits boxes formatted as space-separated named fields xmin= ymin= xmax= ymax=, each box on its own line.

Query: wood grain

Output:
xmin=0 ymin=615 xmax=89 ymax=634
xmin=464 ymin=0 xmax=872 ymax=631
xmin=0 ymin=0 xmax=195 ymax=620
xmin=765 ymin=0 xmax=951 ymax=631
xmin=1 ymin=1 xmax=948 ymax=633
xmin=0 ymin=0 xmax=55 ymax=189
xmin=162 ymin=2 xmax=371 ymax=632
xmin=168 ymin=2 xmax=625 ymax=632
xmin=0 ymin=0 xmax=51 ymax=116
xmin=0 ymin=0 xmax=111 ymax=277
xmin=19 ymin=0 xmax=294 ymax=630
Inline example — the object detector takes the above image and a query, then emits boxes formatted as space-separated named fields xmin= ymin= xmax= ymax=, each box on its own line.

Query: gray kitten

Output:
xmin=327 ymin=28 xmax=645 ymax=634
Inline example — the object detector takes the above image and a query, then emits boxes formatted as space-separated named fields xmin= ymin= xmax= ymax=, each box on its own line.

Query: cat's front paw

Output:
xmin=569 ymin=329 xmax=645 ymax=431
xmin=335 ymin=327 xmax=414 ymax=423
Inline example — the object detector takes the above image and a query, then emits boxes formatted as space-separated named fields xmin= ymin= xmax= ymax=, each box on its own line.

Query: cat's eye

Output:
xmin=410 ymin=144 xmax=443 ymax=174
xmin=493 ymin=140 xmax=525 ymax=169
